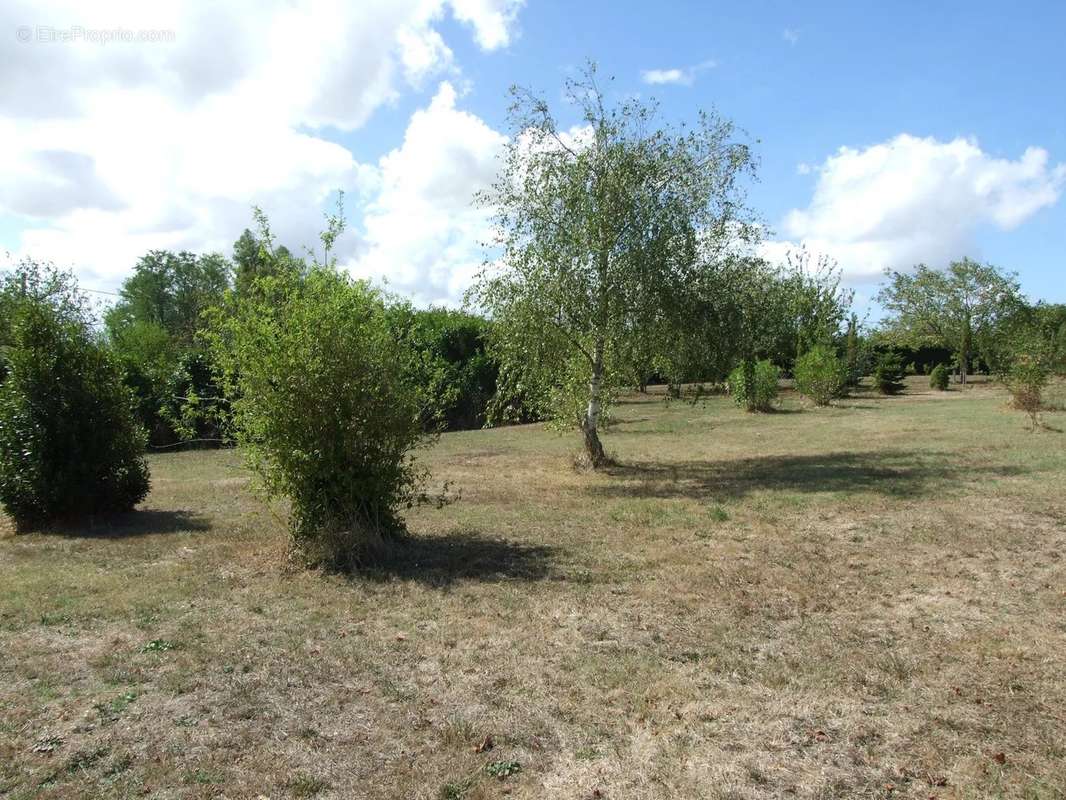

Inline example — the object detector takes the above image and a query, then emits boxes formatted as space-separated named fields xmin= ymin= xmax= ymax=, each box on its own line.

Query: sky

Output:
xmin=1 ymin=0 xmax=1064 ymax=317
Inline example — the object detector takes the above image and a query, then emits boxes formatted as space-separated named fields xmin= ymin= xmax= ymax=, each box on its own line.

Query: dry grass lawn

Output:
xmin=2 ymin=378 xmax=1065 ymax=799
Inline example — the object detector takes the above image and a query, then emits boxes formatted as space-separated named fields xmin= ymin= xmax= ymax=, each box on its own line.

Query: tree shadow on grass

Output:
xmin=23 ymin=509 xmax=211 ymax=539
xmin=362 ymin=526 xmax=557 ymax=588
xmin=593 ymin=449 xmax=1030 ymax=502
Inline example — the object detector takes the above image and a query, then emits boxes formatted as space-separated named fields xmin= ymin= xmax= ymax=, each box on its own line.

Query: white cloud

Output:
xmin=0 ymin=0 xmax=522 ymax=290
xmin=783 ymin=28 xmax=800 ymax=45
xmin=348 ymin=82 xmax=508 ymax=306
xmin=640 ymin=59 xmax=717 ymax=87
xmin=449 ymin=0 xmax=524 ymax=50
xmin=765 ymin=134 xmax=1066 ymax=282
xmin=642 ymin=68 xmax=689 ymax=86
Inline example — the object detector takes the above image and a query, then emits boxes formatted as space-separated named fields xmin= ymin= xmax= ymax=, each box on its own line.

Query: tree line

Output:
xmin=1 ymin=63 xmax=1063 ymax=566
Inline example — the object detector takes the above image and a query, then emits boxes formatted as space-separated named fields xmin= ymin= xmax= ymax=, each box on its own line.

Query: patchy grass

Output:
xmin=1 ymin=378 xmax=1064 ymax=799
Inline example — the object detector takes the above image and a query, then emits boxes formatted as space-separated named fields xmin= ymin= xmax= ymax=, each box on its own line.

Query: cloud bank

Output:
xmin=0 ymin=0 xmax=522 ymax=296
xmin=765 ymin=134 xmax=1066 ymax=282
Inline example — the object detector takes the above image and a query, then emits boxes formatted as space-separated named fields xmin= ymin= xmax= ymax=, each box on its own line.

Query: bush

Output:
xmin=873 ymin=352 xmax=906 ymax=395
xmin=929 ymin=363 xmax=949 ymax=391
xmin=385 ymin=306 xmax=498 ymax=431
xmin=728 ymin=359 xmax=779 ymax=412
xmin=793 ymin=345 xmax=846 ymax=405
xmin=999 ymin=330 xmax=1052 ymax=428
xmin=1005 ymin=355 xmax=1048 ymax=417
xmin=207 ymin=268 xmax=430 ymax=568
xmin=0 ymin=275 xmax=149 ymax=525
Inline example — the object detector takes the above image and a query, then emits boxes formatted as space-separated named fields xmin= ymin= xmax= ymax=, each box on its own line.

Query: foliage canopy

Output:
xmin=472 ymin=63 xmax=760 ymax=465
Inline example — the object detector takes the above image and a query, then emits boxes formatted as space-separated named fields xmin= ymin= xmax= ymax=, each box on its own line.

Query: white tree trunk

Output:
xmin=582 ymin=342 xmax=607 ymax=466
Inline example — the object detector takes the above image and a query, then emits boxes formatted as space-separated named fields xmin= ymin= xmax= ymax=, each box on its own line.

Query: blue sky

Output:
xmin=2 ymin=1 xmax=1063 ymax=313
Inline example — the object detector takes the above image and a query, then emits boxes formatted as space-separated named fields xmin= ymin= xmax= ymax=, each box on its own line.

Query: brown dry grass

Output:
xmin=2 ymin=378 xmax=1065 ymax=799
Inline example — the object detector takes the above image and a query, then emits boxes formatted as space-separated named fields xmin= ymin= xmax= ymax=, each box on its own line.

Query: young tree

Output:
xmin=872 ymin=351 xmax=906 ymax=395
xmin=472 ymin=64 xmax=759 ymax=466
xmin=876 ymin=259 xmax=1022 ymax=384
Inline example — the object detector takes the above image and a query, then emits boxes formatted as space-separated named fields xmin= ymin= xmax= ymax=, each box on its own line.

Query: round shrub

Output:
xmin=793 ymin=345 xmax=846 ymax=406
xmin=728 ymin=359 xmax=779 ymax=412
xmin=0 ymin=297 xmax=150 ymax=525
xmin=873 ymin=352 xmax=906 ymax=395
xmin=929 ymin=363 xmax=949 ymax=391
xmin=208 ymin=268 xmax=429 ymax=568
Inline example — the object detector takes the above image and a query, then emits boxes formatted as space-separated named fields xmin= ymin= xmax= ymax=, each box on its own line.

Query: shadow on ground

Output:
xmin=23 ymin=509 xmax=211 ymax=539
xmin=364 ymin=526 xmax=557 ymax=587
xmin=593 ymin=449 xmax=1030 ymax=501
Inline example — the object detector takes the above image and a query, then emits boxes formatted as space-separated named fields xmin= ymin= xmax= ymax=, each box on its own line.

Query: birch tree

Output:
xmin=472 ymin=64 xmax=758 ymax=466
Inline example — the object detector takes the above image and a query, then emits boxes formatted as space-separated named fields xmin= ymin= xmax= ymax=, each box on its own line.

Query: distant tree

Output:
xmin=712 ymin=257 xmax=791 ymax=410
xmin=876 ymin=259 xmax=1022 ymax=384
xmin=773 ymin=251 xmax=853 ymax=370
xmin=232 ymin=228 xmax=267 ymax=295
xmin=873 ymin=351 xmax=906 ymax=395
xmin=684 ymin=253 xmax=850 ymax=410
xmin=0 ymin=260 xmax=149 ymax=525
xmin=108 ymin=319 xmax=177 ymax=442
xmin=472 ymin=64 xmax=759 ymax=467
xmin=232 ymin=209 xmax=305 ymax=297
xmin=844 ymin=313 xmax=863 ymax=386
xmin=105 ymin=250 xmax=231 ymax=347
xmin=105 ymin=250 xmax=231 ymax=445
xmin=986 ymin=301 xmax=1066 ymax=379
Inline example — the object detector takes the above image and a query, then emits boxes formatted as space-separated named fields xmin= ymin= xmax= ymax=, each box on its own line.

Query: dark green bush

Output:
xmin=0 ymin=272 xmax=149 ymax=525
xmin=793 ymin=345 xmax=846 ymax=405
xmin=728 ymin=359 xmax=779 ymax=412
xmin=873 ymin=352 xmax=906 ymax=395
xmin=384 ymin=305 xmax=498 ymax=431
xmin=207 ymin=268 xmax=430 ymax=568
xmin=929 ymin=363 xmax=949 ymax=391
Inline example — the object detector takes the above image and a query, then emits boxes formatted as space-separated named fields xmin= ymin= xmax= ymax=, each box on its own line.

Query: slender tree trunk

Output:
xmin=582 ymin=341 xmax=608 ymax=468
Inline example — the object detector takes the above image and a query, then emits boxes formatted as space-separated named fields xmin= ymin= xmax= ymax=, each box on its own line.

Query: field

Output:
xmin=2 ymin=379 xmax=1065 ymax=800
